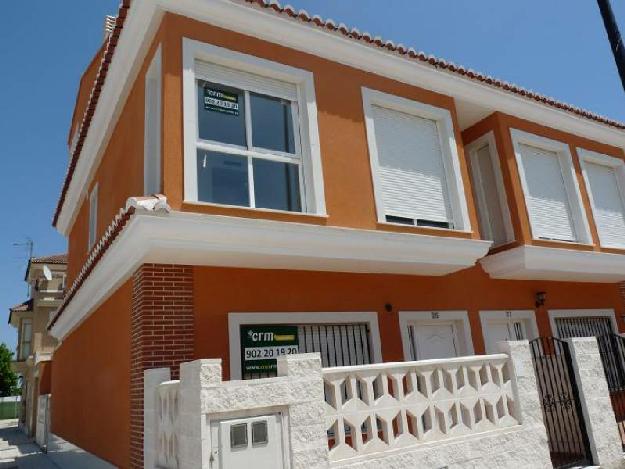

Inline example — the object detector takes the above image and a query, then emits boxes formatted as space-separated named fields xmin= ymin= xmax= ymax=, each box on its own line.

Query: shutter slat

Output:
xmin=195 ymin=60 xmax=298 ymax=101
xmin=585 ymin=162 xmax=625 ymax=247
xmin=519 ymin=144 xmax=576 ymax=241
xmin=372 ymin=106 xmax=452 ymax=224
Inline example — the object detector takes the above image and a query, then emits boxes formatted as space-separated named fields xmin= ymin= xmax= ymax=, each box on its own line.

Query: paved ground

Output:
xmin=0 ymin=420 xmax=114 ymax=469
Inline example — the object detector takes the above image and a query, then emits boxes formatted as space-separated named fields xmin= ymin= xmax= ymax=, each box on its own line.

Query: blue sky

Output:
xmin=0 ymin=1 xmax=623 ymax=351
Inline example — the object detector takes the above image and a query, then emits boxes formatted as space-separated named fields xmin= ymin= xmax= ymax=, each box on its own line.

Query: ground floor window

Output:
xmin=548 ymin=309 xmax=617 ymax=339
xmin=229 ymin=312 xmax=381 ymax=380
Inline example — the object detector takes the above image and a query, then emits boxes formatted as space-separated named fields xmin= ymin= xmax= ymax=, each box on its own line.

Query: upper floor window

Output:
xmin=511 ymin=130 xmax=591 ymax=244
xmin=19 ymin=318 xmax=32 ymax=360
xmin=466 ymin=132 xmax=514 ymax=247
xmin=88 ymin=184 xmax=98 ymax=250
xmin=183 ymin=39 xmax=326 ymax=215
xmin=362 ymin=88 xmax=471 ymax=231
xmin=579 ymin=149 xmax=625 ymax=249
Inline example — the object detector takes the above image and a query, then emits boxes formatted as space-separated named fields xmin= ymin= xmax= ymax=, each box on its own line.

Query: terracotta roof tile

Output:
xmin=30 ymin=254 xmax=68 ymax=265
xmin=52 ymin=0 xmax=625 ymax=228
xmin=9 ymin=299 xmax=33 ymax=313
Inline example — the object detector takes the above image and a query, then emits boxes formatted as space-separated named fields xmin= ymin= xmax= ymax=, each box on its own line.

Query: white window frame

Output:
xmin=144 ymin=46 xmax=162 ymax=195
xmin=362 ymin=88 xmax=471 ymax=232
xmin=182 ymin=38 xmax=326 ymax=215
xmin=479 ymin=310 xmax=538 ymax=354
xmin=510 ymin=129 xmax=592 ymax=244
xmin=466 ymin=132 xmax=515 ymax=246
xmin=398 ymin=310 xmax=474 ymax=361
xmin=548 ymin=308 xmax=618 ymax=337
xmin=228 ymin=312 xmax=382 ymax=379
xmin=88 ymin=184 xmax=98 ymax=250
xmin=578 ymin=148 xmax=625 ymax=249
xmin=19 ymin=318 xmax=33 ymax=361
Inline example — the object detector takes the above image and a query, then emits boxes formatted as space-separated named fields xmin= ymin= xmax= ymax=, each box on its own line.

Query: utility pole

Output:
xmin=12 ymin=238 xmax=33 ymax=298
xmin=597 ymin=0 xmax=625 ymax=93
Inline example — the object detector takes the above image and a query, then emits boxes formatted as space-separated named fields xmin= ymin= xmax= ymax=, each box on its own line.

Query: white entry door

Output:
xmin=410 ymin=323 xmax=458 ymax=360
xmin=211 ymin=414 xmax=284 ymax=469
xmin=483 ymin=321 xmax=526 ymax=354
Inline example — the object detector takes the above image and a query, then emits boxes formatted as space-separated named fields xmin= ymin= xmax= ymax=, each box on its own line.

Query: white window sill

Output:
xmin=377 ymin=221 xmax=473 ymax=235
xmin=182 ymin=200 xmax=328 ymax=219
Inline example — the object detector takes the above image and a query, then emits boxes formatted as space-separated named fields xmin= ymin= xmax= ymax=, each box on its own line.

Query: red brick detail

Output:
xmin=130 ymin=264 xmax=194 ymax=469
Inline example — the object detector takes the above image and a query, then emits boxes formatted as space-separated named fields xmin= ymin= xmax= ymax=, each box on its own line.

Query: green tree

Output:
xmin=0 ymin=344 xmax=19 ymax=397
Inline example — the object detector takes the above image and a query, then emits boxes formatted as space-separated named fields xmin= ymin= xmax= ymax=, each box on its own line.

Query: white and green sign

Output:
xmin=203 ymin=87 xmax=240 ymax=116
xmin=241 ymin=325 xmax=299 ymax=375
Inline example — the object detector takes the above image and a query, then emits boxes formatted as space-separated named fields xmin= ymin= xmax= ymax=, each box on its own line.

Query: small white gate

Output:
xmin=35 ymin=394 xmax=50 ymax=450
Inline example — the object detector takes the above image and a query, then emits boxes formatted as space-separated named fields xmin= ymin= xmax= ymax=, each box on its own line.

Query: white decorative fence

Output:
xmin=144 ymin=343 xmax=564 ymax=469
xmin=155 ymin=381 xmax=180 ymax=469
xmin=323 ymin=355 xmax=519 ymax=461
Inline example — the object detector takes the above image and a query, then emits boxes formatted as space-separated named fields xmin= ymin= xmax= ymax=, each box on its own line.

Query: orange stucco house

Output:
xmin=48 ymin=1 xmax=625 ymax=467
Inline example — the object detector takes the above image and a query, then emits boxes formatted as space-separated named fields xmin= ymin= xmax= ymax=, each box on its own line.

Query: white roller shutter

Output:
xmin=585 ymin=162 xmax=625 ymax=247
xmin=519 ymin=143 xmax=576 ymax=241
xmin=372 ymin=105 xmax=452 ymax=225
xmin=195 ymin=60 xmax=297 ymax=101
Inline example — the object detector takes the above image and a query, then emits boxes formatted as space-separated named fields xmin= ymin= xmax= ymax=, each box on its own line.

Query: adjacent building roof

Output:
xmin=9 ymin=299 xmax=33 ymax=313
xmin=30 ymin=254 xmax=68 ymax=265
xmin=52 ymin=0 xmax=625 ymax=229
xmin=8 ymin=299 xmax=33 ymax=325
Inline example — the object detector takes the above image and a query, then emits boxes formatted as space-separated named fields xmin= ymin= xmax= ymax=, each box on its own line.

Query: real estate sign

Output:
xmin=241 ymin=325 xmax=299 ymax=376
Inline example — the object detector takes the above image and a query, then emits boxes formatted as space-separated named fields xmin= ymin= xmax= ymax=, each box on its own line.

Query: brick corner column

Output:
xmin=130 ymin=264 xmax=195 ymax=469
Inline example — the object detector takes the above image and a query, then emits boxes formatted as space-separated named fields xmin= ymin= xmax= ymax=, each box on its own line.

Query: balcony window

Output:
xmin=362 ymin=88 xmax=471 ymax=231
xmin=183 ymin=40 xmax=326 ymax=215
xmin=466 ymin=132 xmax=514 ymax=247
xmin=579 ymin=149 xmax=625 ymax=249
xmin=19 ymin=318 xmax=32 ymax=360
xmin=510 ymin=130 xmax=591 ymax=244
xmin=88 ymin=184 xmax=98 ymax=250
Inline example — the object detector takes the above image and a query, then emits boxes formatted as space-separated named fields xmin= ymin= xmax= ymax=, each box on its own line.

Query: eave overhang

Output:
xmin=480 ymin=245 xmax=625 ymax=283
xmin=50 ymin=209 xmax=491 ymax=340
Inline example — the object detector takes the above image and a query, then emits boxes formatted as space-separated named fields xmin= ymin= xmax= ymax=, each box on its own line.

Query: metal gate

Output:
xmin=596 ymin=333 xmax=625 ymax=449
xmin=530 ymin=337 xmax=593 ymax=468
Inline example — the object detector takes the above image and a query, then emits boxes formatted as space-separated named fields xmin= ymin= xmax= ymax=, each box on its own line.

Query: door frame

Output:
xmin=398 ymin=310 xmax=474 ymax=361
xmin=479 ymin=310 xmax=538 ymax=354
xmin=228 ymin=312 xmax=382 ymax=379
xmin=548 ymin=308 xmax=618 ymax=337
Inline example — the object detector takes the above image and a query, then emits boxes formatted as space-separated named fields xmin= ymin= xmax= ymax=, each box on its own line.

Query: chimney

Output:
xmin=103 ymin=15 xmax=117 ymax=41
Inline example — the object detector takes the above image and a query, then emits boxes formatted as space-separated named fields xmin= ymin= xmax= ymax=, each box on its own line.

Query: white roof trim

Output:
xmin=55 ymin=0 xmax=625 ymax=236
xmin=50 ymin=209 xmax=491 ymax=340
xmin=480 ymin=245 xmax=625 ymax=283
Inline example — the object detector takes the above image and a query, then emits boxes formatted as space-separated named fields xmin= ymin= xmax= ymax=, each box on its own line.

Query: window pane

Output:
xmin=250 ymin=93 xmax=296 ymax=153
xmin=197 ymin=81 xmax=246 ymax=146
xmin=197 ymin=150 xmax=249 ymax=207
xmin=253 ymin=159 xmax=301 ymax=212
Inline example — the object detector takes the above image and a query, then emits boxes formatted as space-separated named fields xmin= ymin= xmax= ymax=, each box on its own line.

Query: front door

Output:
xmin=410 ymin=323 xmax=458 ymax=360
xmin=211 ymin=414 xmax=284 ymax=469
xmin=484 ymin=320 xmax=526 ymax=354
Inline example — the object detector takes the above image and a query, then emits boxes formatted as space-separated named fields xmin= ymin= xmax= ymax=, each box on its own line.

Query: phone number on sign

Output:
xmin=244 ymin=346 xmax=299 ymax=360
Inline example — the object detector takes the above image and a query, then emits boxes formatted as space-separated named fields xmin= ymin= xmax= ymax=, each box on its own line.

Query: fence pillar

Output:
xmin=497 ymin=340 xmax=552 ymax=467
xmin=143 ymin=368 xmax=170 ymax=469
xmin=566 ymin=337 xmax=623 ymax=468
xmin=277 ymin=353 xmax=329 ymax=469
xmin=176 ymin=359 xmax=222 ymax=469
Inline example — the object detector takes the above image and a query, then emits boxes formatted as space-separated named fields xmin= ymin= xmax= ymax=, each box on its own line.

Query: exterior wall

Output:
xmin=462 ymin=112 xmax=625 ymax=254
xmin=51 ymin=280 xmax=132 ymax=468
xmin=130 ymin=264 xmax=195 ymax=469
xmin=66 ymin=31 xmax=165 ymax=285
xmin=160 ymin=13 xmax=480 ymax=240
xmin=193 ymin=265 xmax=625 ymax=378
